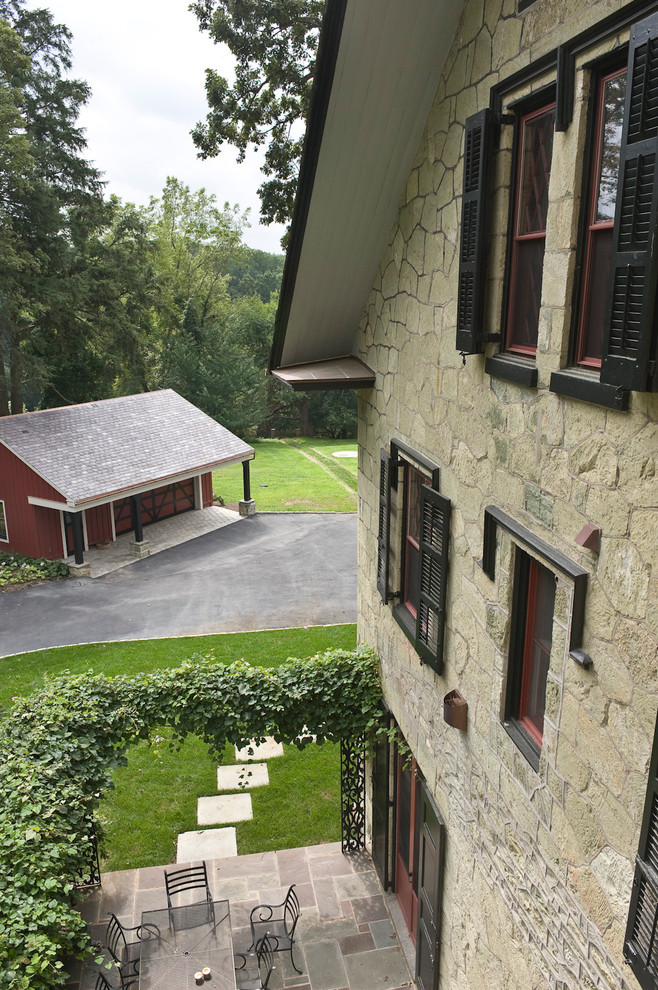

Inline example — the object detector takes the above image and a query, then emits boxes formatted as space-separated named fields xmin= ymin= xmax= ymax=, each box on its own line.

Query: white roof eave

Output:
xmin=275 ymin=0 xmax=465 ymax=370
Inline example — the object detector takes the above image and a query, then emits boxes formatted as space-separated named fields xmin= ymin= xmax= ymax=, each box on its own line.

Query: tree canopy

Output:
xmin=191 ymin=0 xmax=324 ymax=226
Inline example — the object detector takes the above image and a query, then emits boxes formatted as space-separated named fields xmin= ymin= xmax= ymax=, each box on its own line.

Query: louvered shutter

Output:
xmin=601 ymin=13 xmax=658 ymax=392
xmin=624 ymin=711 xmax=658 ymax=989
xmin=414 ymin=486 xmax=451 ymax=673
xmin=456 ymin=108 xmax=493 ymax=355
xmin=377 ymin=448 xmax=391 ymax=604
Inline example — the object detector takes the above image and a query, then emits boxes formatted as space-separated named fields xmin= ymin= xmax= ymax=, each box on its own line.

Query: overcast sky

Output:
xmin=27 ymin=0 xmax=288 ymax=254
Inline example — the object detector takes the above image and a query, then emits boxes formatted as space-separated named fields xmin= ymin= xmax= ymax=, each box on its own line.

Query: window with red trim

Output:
xmin=575 ymin=67 xmax=627 ymax=368
xmin=0 ymin=501 xmax=7 ymax=542
xmin=505 ymin=102 xmax=556 ymax=355
xmin=403 ymin=466 xmax=427 ymax=618
xmin=518 ymin=557 xmax=555 ymax=746
xmin=505 ymin=549 xmax=555 ymax=765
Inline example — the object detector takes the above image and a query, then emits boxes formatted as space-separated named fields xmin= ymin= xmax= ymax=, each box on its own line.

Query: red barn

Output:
xmin=0 ymin=390 xmax=254 ymax=564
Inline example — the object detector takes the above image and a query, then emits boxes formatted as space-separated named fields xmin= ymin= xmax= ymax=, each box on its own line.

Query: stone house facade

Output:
xmin=270 ymin=1 xmax=658 ymax=987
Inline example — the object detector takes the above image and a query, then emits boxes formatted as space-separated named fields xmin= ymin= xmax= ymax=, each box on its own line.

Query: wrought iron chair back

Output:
xmin=249 ymin=883 xmax=302 ymax=974
xmin=164 ymin=860 xmax=215 ymax=929
xmin=105 ymin=912 xmax=129 ymax=964
xmin=282 ymin=884 xmax=301 ymax=937
xmin=234 ymin=934 xmax=275 ymax=989
xmin=95 ymin=968 xmax=137 ymax=990
xmin=104 ymin=911 xmax=159 ymax=971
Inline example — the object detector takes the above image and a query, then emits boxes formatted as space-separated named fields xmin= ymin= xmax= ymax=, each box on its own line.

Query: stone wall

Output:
xmin=356 ymin=0 xmax=658 ymax=987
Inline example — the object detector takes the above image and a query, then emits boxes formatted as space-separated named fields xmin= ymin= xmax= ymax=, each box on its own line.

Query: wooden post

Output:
xmin=131 ymin=494 xmax=144 ymax=543
xmin=242 ymin=460 xmax=251 ymax=502
xmin=71 ymin=511 xmax=84 ymax=565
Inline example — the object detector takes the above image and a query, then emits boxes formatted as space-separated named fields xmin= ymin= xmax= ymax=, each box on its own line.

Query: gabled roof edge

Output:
xmin=269 ymin=0 xmax=349 ymax=373
xmin=0 ymin=437 xmax=71 ymax=502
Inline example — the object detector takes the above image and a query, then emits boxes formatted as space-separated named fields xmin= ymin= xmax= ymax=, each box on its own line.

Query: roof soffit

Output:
xmin=276 ymin=0 xmax=465 ymax=369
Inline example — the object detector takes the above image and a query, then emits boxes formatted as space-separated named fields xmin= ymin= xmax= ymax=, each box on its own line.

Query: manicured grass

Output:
xmin=0 ymin=625 xmax=357 ymax=870
xmin=0 ymin=625 xmax=356 ymax=713
xmin=101 ymin=735 xmax=340 ymax=869
xmin=213 ymin=437 xmax=357 ymax=512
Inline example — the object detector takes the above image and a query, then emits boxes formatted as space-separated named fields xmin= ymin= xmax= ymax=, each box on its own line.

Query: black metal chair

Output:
xmin=249 ymin=884 xmax=302 ymax=974
xmin=234 ymin=934 xmax=275 ymax=989
xmin=104 ymin=912 xmax=159 ymax=981
xmin=164 ymin=860 xmax=215 ymax=930
xmin=94 ymin=969 xmax=137 ymax=990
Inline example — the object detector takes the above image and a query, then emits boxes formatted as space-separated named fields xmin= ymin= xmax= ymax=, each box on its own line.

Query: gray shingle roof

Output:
xmin=0 ymin=390 xmax=254 ymax=504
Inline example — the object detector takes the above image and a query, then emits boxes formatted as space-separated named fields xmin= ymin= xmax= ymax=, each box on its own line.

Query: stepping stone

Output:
xmin=177 ymin=827 xmax=237 ymax=862
xmin=235 ymin=737 xmax=284 ymax=761
xmin=198 ymin=793 xmax=253 ymax=826
xmin=217 ymin=763 xmax=269 ymax=790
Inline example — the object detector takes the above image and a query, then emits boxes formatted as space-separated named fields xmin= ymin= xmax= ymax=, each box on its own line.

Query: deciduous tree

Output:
xmin=191 ymin=0 xmax=324 ymax=226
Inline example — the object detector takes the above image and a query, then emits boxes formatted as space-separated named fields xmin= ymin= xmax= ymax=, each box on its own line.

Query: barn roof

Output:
xmin=0 ymin=390 xmax=254 ymax=506
xmin=269 ymin=0 xmax=465 ymax=389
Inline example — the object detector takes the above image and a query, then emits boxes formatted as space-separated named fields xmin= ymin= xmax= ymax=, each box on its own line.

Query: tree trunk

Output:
xmin=298 ymin=394 xmax=313 ymax=436
xmin=10 ymin=329 xmax=22 ymax=414
xmin=0 ymin=330 xmax=9 ymax=416
xmin=0 ymin=366 xmax=9 ymax=416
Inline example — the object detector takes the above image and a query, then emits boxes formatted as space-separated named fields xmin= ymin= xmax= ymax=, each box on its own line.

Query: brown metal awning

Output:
xmin=270 ymin=355 xmax=375 ymax=391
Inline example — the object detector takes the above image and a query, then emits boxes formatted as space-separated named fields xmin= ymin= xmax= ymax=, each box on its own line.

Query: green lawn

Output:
xmin=0 ymin=625 xmax=356 ymax=713
xmin=0 ymin=625 xmax=357 ymax=870
xmin=213 ymin=437 xmax=358 ymax=511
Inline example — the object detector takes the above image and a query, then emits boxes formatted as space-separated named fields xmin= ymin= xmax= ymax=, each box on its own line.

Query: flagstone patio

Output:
xmin=67 ymin=843 xmax=415 ymax=990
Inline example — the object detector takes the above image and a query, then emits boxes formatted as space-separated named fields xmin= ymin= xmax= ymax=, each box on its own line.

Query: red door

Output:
xmin=395 ymin=754 xmax=420 ymax=942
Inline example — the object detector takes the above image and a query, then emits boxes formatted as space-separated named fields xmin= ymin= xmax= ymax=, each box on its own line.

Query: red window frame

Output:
xmin=575 ymin=66 xmax=627 ymax=368
xmin=518 ymin=558 xmax=555 ymax=747
xmin=403 ymin=466 xmax=428 ymax=618
xmin=505 ymin=102 xmax=556 ymax=355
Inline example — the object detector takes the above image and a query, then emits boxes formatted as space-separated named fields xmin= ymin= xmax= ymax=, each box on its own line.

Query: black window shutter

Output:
xmin=601 ymin=13 xmax=658 ymax=392
xmin=624 ymin=710 xmax=658 ymax=988
xmin=456 ymin=108 xmax=493 ymax=355
xmin=414 ymin=486 xmax=451 ymax=673
xmin=377 ymin=447 xmax=391 ymax=605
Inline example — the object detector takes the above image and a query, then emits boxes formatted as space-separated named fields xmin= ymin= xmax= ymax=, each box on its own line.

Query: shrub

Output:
xmin=0 ymin=552 xmax=69 ymax=588
xmin=0 ymin=647 xmax=381 ymax=989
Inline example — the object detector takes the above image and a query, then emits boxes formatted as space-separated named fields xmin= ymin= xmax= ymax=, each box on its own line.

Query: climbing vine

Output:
xmin=0 ymin=647 xmax=381 ymax=990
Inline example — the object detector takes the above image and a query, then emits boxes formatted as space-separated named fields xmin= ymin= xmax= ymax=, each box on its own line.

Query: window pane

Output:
xmin=506 ymin=103 xmax=555 ymax=353
xmin=517 ymin=108 xmax=555 ymax=236
xmin=507 ymin=237 xmax=546 ymax=350
xmin=578 ymin=226 xmax=614 ymax=365
xmin=596 ymin=72 xmax=626 ymax=223
xmin=519 ymin=559 xmax=555 ymax=746
xmin=404 ymin=467 xmax=426 ymax=616
xmin=406 ymin=542 xmax=420 ymax=615
xmin=407 ymin=471 xmax=422 ymax=545
xmin=0 ymin=502 xmax=6 ymax=542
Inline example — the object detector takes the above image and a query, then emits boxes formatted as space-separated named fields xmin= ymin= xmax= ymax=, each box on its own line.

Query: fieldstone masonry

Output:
xmin=356 ymin=0 xmax=657 ymax=988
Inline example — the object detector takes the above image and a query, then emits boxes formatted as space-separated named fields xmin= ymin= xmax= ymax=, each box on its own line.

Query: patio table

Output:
xmin=139 ymin=899 xmax=236 ymax=990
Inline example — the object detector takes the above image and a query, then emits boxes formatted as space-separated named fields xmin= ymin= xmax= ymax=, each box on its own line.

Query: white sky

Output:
xmin=27 ymin=0 xmax=288 ymax=253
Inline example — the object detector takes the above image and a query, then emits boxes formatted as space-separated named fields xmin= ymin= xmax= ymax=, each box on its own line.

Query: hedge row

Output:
xmin=0 ymin=647 xmax=381 ymax=989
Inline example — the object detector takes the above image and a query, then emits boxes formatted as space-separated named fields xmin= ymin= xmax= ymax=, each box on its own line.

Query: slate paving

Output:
xmin=68 ymin=843 xmax=415 ymax=990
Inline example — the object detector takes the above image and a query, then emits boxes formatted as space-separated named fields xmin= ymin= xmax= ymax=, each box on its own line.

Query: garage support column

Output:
xmin=131 ymin=494 xmax=144 ymax=543
xmin=239 ymin=459 xmax=256 ymax=517
xmin=72 ymin=511 xmax=85 ymax=565
xmin=129 ymin=494 xmax=150 ymax=559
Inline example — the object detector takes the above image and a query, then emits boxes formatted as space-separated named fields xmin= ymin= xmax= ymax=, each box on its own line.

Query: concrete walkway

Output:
xmin=69 ymin=844 xmax=415 ymax=990
xmin=0 ymin=513 xmax=357 ymax=657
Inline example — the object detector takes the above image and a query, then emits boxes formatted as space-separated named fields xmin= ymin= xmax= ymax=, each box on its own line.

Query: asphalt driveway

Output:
xmin=0 ymin=514 xmax=357 ymax=657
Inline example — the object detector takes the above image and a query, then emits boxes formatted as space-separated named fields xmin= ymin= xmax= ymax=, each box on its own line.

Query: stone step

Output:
xmin=177 ymin=827 xmax=237 ymax=862
xmin=197 ymin=792 xmax=253 ymax=826
xmin=234 ymin=737 xmax=284 ymax=761
xmin=217 ymin=762 xmax=269 ymax=790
